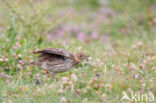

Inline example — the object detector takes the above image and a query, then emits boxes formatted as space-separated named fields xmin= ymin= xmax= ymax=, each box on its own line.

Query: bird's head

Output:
xmin=74 ymin=52 xmax=88 ymax=63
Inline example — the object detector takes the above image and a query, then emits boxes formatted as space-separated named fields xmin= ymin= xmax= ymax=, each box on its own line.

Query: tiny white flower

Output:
xmin=149 ymin=79 xmax=152 ymax=82
xmin=48 ymin=84 xmax=53 ymax=89
xmin=134 ymin=74 xmax=139 ymax=79
xmin=60 ymin=97 xmax=67 ymax=103
xmin=18 ymin=54 xmax=23 ymax=58
xmin=71 ymin=73 xmax=77 ymax=82
xmin=78 ymin=46 xmax=83 ymax=50
xmin=0 ymin=58 xmax=3 ymax=62
xmin=4 ymin=58 xmax=9 ymax=62
xmin=62 ymin=77 xmax=69 ymax=84
xmin=142 ymin=83 xmax=146 ymax=87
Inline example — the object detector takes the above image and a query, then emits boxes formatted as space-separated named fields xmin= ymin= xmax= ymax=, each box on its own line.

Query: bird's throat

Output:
xmin=75 ymin=57 xmax=81 ymax=64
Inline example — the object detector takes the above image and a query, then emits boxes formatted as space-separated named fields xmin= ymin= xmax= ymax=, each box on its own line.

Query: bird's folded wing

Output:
xmin=33 ymin=48 xmax=71 ymax=57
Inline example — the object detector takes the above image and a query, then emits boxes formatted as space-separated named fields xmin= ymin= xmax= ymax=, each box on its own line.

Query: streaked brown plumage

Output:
xmin=32 ymin=48 xmax=87 ymax=76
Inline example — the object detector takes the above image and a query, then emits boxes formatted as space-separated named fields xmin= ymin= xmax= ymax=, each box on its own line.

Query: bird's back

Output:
xmin=40 ymin=54 xmax=74 ymax=73
xmin=33 ymin=48 xmax=77 ymax=73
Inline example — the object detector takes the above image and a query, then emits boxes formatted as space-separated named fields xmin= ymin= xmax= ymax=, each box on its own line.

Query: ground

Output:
xmin=0 ymin=0 xmax=156 ymax=103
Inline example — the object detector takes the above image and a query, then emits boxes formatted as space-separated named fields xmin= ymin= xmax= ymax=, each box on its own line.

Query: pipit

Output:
xmin=32 ymin=48 xmax=88 ymax=77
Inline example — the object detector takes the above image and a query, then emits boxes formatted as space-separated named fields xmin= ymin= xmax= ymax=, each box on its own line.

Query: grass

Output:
xmin=0 ymin=0 xmax=156 ymax=103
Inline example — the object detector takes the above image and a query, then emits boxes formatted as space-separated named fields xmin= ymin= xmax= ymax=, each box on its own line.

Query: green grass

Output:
xmin=0 ymin=0 xmax=156 ymax=103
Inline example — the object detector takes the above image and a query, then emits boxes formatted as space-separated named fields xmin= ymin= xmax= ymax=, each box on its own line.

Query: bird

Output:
xmin=31 ymin=48 xmax=88 ymax=77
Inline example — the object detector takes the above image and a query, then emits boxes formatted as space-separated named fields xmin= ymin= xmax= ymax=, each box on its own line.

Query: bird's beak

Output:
xmin=85 ymin=55 xmax=90 ymax=58
xmin=85 ymin=55 xmax=90 ymax=61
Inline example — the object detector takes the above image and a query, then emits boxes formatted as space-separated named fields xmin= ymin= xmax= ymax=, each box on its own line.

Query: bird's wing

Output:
xmin=33 ymin=48 xmax=71 ymax=58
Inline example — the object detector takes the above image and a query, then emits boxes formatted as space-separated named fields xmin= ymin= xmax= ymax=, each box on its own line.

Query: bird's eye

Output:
xmin=80 ymin=55 xmax=83 ymax=57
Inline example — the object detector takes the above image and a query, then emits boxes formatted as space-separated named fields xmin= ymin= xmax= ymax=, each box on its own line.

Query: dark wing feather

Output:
xmin=33 ymin=48 xmax=71 ymax=58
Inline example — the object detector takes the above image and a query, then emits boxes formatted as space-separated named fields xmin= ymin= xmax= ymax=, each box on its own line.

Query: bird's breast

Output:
xmin=41 ymin=59 xmax=74 ymax=73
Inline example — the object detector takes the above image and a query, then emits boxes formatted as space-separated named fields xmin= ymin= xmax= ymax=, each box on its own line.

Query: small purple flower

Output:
xmin=36 ymin=73 xmax=40 ymax=79
xmin=56 ymin=29 xmax=63 ymax=37
xmin=18 ymin=60 xmax=24 ymax=64
xmin=121 ymin=28 xmax=126 ymax=33
xmin=72 ymin=26 xmax=79 ymax=33
xmin=27 ymin=72 xmax=32 ymax=76
xmin=0 ymin=73 xmax=4 ymax=76
xmin=0 ymin=58 xmax=3 ymax=62
xmin=0 ymin=26 xmax=4 ymax=31
xmin=4 ymin=75 xmax=12 ymax=78
xmin=77 ymin=32 xmax=85 ymax=41
xmin=91 ymin=24 xmax=99 ymax=31
xmin=0 ymin=73 xmax=11 ymax=78
xmin=62 ymin=25 xmax=70 ymax=32
xmin=4 ymin=58 xmax=9 ymax=62
xmin=91 ymin=32 xmax=99 ymax=39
